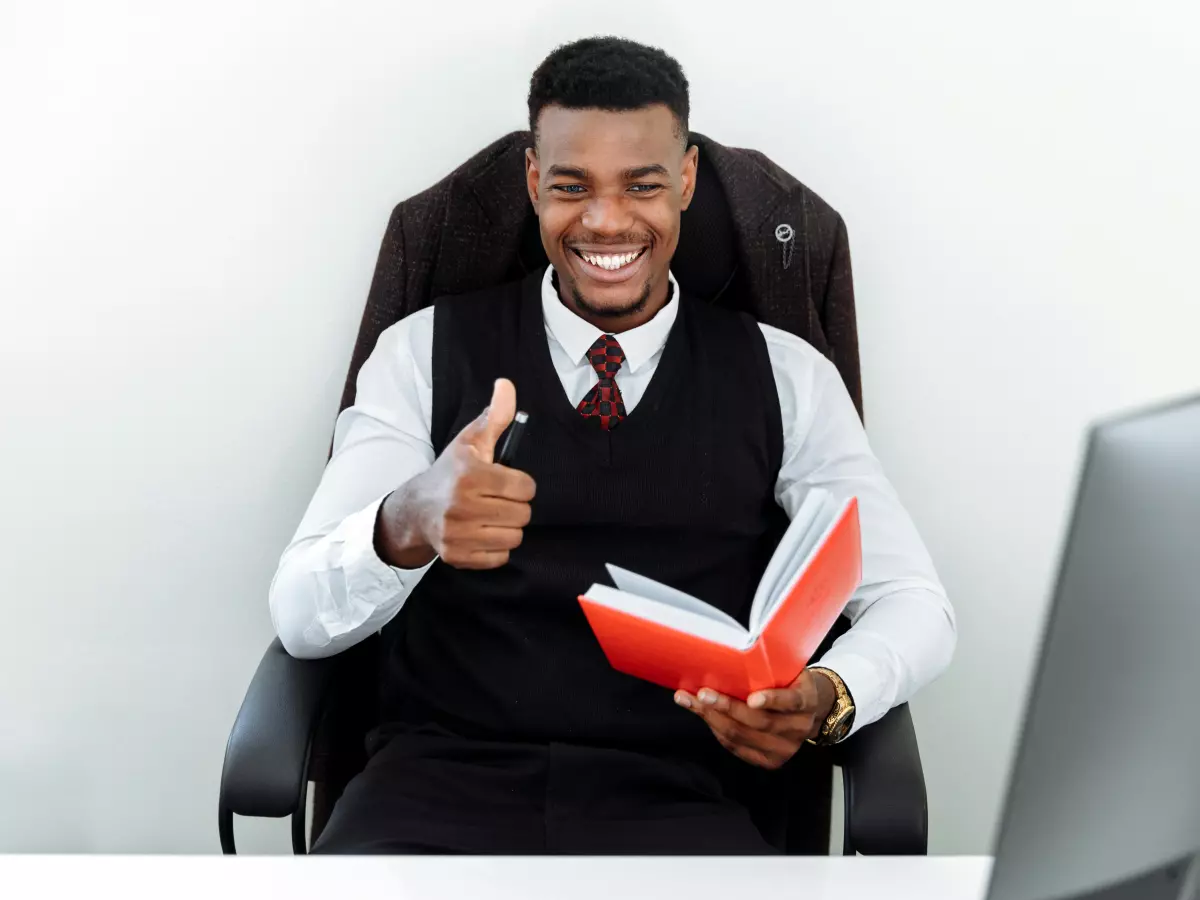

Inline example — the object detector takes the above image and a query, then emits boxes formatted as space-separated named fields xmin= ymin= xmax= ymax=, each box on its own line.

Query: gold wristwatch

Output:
xmin=806 ymin=667 xmax=856 ymax=746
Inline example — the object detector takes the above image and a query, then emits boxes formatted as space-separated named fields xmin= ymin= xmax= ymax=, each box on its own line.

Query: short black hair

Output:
xmin=528 ymin=37 xmax=690 ymax=146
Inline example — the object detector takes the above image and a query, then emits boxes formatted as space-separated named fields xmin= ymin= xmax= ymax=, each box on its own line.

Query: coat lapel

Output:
xmin=697 ymin=134 xmax=829 ymax=356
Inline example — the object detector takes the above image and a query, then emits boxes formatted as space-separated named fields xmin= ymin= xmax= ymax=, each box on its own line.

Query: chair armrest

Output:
xmin=219 ymin=638 xmax=340 ymax=850
xmin=829 ymin=702 xmax=928 ymax=855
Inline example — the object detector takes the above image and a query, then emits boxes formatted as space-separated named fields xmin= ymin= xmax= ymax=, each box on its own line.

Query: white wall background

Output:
xmin=2 ymin=0 xmax=1197 ymax=855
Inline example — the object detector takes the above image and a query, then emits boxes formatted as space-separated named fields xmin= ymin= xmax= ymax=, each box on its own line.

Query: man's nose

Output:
xmin=581 ymin=195 xmax=634 ymax=235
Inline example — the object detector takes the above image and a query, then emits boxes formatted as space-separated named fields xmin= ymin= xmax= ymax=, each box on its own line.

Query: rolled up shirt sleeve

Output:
xmin=269 ymin=494 xmax=435 ymax=658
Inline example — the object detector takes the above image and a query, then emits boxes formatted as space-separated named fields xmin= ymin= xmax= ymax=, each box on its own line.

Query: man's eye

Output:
xmin=552 ymin=184 xmax=587 ymax=194
xmin=629 ymin=184 xmax=665 ymax=194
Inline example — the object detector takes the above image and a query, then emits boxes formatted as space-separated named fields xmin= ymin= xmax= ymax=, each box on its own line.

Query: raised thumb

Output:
xmin=461 ymin=378 xmax=517 ymax=462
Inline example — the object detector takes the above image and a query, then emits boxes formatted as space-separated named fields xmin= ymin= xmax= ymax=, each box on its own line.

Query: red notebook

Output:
xmin=578 ymin=491 xmax=862 ymax=700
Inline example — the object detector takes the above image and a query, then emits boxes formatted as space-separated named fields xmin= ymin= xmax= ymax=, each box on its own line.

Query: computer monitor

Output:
xmin=986 ymin=394 xmax=1200 ymax=900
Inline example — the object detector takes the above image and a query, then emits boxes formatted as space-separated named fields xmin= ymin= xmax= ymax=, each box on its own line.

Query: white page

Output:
xmin=605 ymin=564 xmax=743 ymax=630
xmin=747 ymin=489 xmax=829 ymax=630
xmin=581 ymin=584 xmax=751 ymax=649
xmin=749 ymin=494 xmax=852 ymax=637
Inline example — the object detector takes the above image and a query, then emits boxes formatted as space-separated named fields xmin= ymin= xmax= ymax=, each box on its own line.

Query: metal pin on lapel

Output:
xmin=775 ymin=223 xmax=795 ymax=270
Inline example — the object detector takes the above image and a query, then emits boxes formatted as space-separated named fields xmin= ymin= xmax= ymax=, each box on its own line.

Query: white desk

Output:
xmin=4 ymin=855 xmax=992 ymax=900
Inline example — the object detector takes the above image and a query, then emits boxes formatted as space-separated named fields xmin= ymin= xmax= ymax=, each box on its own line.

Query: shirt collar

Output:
xmin=540 ymin=266 xmax=679 ymax=374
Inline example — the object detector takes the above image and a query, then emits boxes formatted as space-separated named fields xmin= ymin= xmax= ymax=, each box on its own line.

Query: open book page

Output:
xmin=605 ymin=565 xmax=743 ymax=630
xmin=748 ymin=491 xmax=856 ymax=636
xmin=582 ymin=489 xmax=853 ymax=652
xmin=579 ymin=495 xmax=862 ymax=699
xmin=580 ymin=585 xmax=752 ymax=649
xmin=747 ymin=489 xmax=832 ymax=633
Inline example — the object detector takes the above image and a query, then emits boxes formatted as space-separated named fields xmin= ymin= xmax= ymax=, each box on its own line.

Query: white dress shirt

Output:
xmin=269 ymin=267 xmax=956 ymax=738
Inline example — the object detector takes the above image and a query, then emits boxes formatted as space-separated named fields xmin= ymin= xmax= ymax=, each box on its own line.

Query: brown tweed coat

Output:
xmin=339 ymin=130 xmax=863 ymax=419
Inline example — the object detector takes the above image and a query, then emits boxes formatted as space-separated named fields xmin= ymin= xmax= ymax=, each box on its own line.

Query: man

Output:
xmin=270 ymin=36 xmax=955 ymax=854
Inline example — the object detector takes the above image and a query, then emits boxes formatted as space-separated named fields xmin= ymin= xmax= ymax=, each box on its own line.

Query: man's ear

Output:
xmin=525 ymin=147 xmax=540 ymax=212
xmin=679 ymin=144 xmax=700 ymax=212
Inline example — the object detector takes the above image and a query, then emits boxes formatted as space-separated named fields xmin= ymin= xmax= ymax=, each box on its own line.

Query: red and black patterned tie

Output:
xmin=577 ymin=334 xmax=627 ymax=430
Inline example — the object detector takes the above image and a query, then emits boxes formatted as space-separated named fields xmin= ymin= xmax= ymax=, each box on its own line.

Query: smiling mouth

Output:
xmin=569 ymin=246 xmax=648 ymax=272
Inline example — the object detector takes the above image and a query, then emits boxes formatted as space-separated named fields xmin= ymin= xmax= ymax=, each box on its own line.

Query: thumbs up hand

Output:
xmin=377 ymin=379 xmax=536 ymax=570
xmin=455 ymin=376 xmax=519 ymax=464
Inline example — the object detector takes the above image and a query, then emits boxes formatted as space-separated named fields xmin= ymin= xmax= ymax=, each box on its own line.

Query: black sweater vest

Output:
xmin=378 ymin=270 xmax=789 ymax=753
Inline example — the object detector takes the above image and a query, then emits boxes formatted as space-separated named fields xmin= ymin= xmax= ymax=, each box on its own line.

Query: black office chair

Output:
xmin=218 ymin=146 xmax=929 ymax=856
xmin=219 ymin=630 xmax=926 ymax=855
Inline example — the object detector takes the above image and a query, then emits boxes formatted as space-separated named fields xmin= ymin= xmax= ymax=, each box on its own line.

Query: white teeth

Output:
xmin=582 ymin=250 xmax=641 ymax=270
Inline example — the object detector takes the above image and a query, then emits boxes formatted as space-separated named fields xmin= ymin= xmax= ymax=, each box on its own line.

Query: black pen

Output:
xmin=497 ymin=411 xmax=529 ymax=466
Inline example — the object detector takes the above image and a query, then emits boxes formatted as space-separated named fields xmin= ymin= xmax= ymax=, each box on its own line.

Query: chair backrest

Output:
xmin=339 ymin=129 xmax=864 ymax=422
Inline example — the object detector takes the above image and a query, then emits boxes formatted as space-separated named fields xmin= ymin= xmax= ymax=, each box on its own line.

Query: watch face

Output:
xmin=827 ymin=703 xmax=855 ymax=740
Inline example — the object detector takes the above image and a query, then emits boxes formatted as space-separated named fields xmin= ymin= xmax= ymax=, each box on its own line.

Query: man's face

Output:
xmin=526 ymin=104 xmax=698 ymax=321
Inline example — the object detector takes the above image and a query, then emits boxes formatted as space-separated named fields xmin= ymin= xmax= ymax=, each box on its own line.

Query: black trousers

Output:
xmin=311 ymin=726 xmax=778 ymax=855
